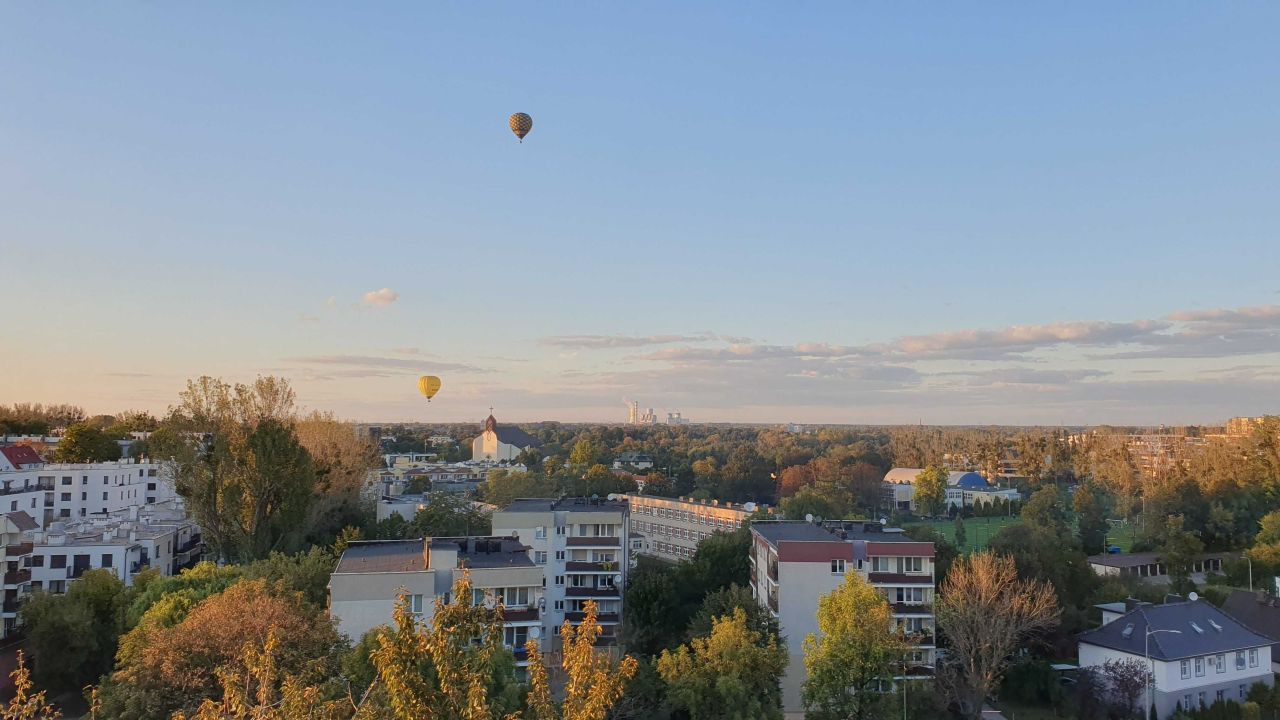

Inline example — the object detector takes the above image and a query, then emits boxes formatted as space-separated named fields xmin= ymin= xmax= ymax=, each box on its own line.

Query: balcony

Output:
xmin=767 ymin=591 xmax=779 ymax=614
xmin=566 ymin=536 xmax=619 ymax=548
xmin=178 ymin=535 xmax=203 ymax=554
xmin=0 ymin=481 xmax=54 ymax=497
xmin=766 ymin=560 xmax=778 ymax=583
xmin=5 ymin=543 xmax=33 ymax=557
xmin=501 ymin=607 xmax=540 ymax=623
xmin=1 ymin=598 xmax=22 ymax=614
xmin=130 ymin=559 xmax=150 ymax=574
xmin=891 ymin=603 xmax=933 ymax=615
xmin=868 ymin=572 xmax=933 ymax=585
xmin=3 ymin=569 xmax=30 ymax=586
xmin=592 ymin=636 xmax=619 ymax=647
xmin=565 ymin=611 xmax=620 ymax=624
xmin=563 ymin=585 xmax=621 ymax=599
xmin=565 ymin=561 xmax=619 ymax=572
xmin=66 ymin=566 xmax=90 ymax=579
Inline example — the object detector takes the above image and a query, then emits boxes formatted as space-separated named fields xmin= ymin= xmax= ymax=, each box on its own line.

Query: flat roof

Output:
xmin=751 ymin=521 xmax=840 ymax=545
xmin=335 ymin=540 xmax=425 ymax=574
xmin=499 ymin=497 xmax=628 ymax=513
xmin=429 ymin=537 xmax=535 ymax=569
xmin=1088 ymin=551 xmax=1235 ymax=568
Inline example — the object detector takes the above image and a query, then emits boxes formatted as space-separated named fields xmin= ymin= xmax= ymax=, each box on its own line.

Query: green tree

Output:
xmin=151 ymin=376 xmax=316 ymax=561
xmin=656 ymin=608 xmax=788 ymax=720
xmin=686 ymin=584 xmax=779 ymax=643
xmin=410 ymin=493 xmax=492 ymax=537
xmin=52 ymin=422 xmax=121 ymax=462
xmin=1158 ymin=515 xmax=1204 ymax=596
xmin=1074 ymin=485 xmax=1109 ymax=556
xmin=21 ymin=569 xmax=127 ymax=693
xmin=482 ymin=470 xmax=558 ymax=507
xmin=802 ymin=574 xmax=908 ymax=720
xmin=1021 ymin=486 xmax=1069 ymax=537
xmin=954 ymin=516 xmax=967 ymax=550
xmin=913 ymin=466 xmax=948 ymax=517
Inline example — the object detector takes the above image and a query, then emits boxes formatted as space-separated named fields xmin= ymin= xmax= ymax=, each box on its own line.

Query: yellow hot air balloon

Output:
xmin=509 ymin=112 xmax=532 ymax=142
xmin=418 ymin=376 xmax=442 ymax=402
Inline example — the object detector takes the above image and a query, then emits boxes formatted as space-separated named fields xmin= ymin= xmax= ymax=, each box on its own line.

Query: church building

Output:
xmin=471 ymin=412 xmax=543 ymax=462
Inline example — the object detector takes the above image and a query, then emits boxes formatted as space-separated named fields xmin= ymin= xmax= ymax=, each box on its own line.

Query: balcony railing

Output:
xmin=566 ymin=536 xmax=620 ymax=547
xmin=66 ymin=566 xmax=89 ymax=579
xmin=767 ymin=591 xmax=779 ymax=614
xmin=891 ymin=603 xmax=933 ymax=615
xmin=0 ymin=481 xmax=54 ymax=497
xmin=565 ymin=561 xmax=618 ymax=572
xmin=563 ymin=585 xmax=621 ymax=598
xmin=5 ymin=543 xmax=33 ymax=557
xmin=565 ymin=611 xmax=620 ymax=624
xmin=130 ymin=559 xmax=150 ymax=574
xmin=501 ymin=607 xmax=540 ymax=622
xmin=1 ymin=598 xmax=22 ymax=614
xmin=766 ymin=560 xmax=778 ymax=582
xmin=868 ymin=572 xmax=933 ymax=585
xmin=3 ymin=569 xmax=31 ymax=586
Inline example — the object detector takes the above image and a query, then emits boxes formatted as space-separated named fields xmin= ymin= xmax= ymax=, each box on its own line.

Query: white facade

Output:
xmin=0 ymin=459 xmax=178 ymax=529
xmin=1078 ymin=642 xmax=1272 ymax=717
xmin=24 ymin=503 xmax=201 ymax=594
xmin=625 ymin=495 xmax=759 ymax=561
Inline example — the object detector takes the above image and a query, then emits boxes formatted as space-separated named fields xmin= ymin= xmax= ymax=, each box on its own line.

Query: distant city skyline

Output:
xmin=3 ymin=4 xmax=1278 ymax=425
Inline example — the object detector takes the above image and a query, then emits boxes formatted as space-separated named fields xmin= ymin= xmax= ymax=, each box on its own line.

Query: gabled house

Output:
xmin=1078 ymin=599 xmax=1273 ymax=718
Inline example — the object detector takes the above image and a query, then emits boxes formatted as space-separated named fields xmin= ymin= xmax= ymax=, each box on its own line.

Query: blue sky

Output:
xmin=2 ymin=3 xmax=1278 ymax=425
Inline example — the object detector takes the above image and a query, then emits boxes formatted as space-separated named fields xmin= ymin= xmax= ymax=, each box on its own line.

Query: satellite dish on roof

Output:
xmin=1188 ymin=591 xmax=1200 ymax=602
xmin=529 ymin=626 xmax=541 ymax=639
xmin=613 ymin=573 xmax=623 ymax=585
xmin=805 ymin=514 xmax=814 ymax=523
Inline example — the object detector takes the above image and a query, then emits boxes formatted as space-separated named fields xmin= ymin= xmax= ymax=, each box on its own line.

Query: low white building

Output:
xmin=882 ymin=467 xmax=1020 ymax=512
xmin=25 ymin=503 xmax=201 ymax=594
xmin=1077 ymin=599 xmax=1273 ymax=718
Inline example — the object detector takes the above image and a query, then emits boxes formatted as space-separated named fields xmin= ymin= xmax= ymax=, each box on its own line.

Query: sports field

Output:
xmin=905 ymin=516 xmax=1136 ymax=553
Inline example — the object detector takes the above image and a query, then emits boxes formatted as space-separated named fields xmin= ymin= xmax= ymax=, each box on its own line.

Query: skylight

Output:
xmin=1190 ymin=621 xmax=1204 ymax=634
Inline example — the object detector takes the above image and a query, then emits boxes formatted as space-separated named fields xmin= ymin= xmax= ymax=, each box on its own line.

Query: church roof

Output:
xmin=482 ymin=414 xmax=543 ymax=449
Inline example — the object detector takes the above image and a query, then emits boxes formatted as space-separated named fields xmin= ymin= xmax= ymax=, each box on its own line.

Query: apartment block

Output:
xmin=0 ymin=455 xmax=178 ymax=528
xmin=625 ymin=494 xmax=759 ymax=561
xmin=492 ymin=498 xmax=629 ymax=650
xmin=25 ymin=503 xmax=201 ymax=594
xmin=330 ymin=536 xmax=545 ymax=668
xmin=0 ymin=511 xmax=37 ymax=640
xmin=749 ymin=520 xmax=936 ymax=717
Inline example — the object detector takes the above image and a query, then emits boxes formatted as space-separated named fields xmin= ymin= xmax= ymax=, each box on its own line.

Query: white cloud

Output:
xmin=361 ymin=288 xmax=399 ymax=307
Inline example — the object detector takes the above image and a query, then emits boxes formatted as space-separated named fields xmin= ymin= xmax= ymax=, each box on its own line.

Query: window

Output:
xmin=101 ymin=554 xmax=113 ymax=568
xmin=1216 ymin=653 xmax=1225 ymax=673
xmin=831 ymin=559 xmax=846 ymax=574
xmin=535 ymin=526 xmax=547 ymax=539
xmin=408 ymin=594 xmax=424 ymax=614
xmin=1216 ymin=690 xmax=1225 ymax=703
xmin=1198 ymin=692 xmax=1205 ymax=708
xmin=1181 ymin=660 xmax=1191 ymax=679
xmin=49 ymin=555 xmax=66 ymax=569
xmin=554 ymin=600 xmax=564 ymax=611
xmin=1249 ymin=648 xmax=1259 ymax=667
xmin=1237 ymin=651 xmax=1247 ymax=670
xmin=81 ymin=492 xmax=86 ymax=501
xmin=1183 ymin=695 xmax=1193 ymax=710
xmin=534 ymin=551 xmax=547 ymax=564
xmin=871 ymin=557 xmax=891 ymax=572
xmin=554 ymin=575 xmax=563 ymax=586
xmin=102 ymin=492 xmax=108 ymax=501
xmin=903 ymin=557 xmax=923 ymax=573
xmin=503 ymin=625 xmax=528 ymax=648
xmin=1240 ymin=685 xmax=1248 ymax=700
xmin=147 ymin=483 xmax=156 ymax=491
xmin=555 ymin=551 xmax=565 ymax=561
xmin=1195 ymin=657 xmax=1204 ymax=677
xmin=61 ymin=477 xmax=71 ymax=485
xmin=7 ymin=502 xmax=13 ymax=512
xmin=30 ymin=556 xmax=43 ymax=568
xmin=60 ymin=493 xmax=70 ymax=502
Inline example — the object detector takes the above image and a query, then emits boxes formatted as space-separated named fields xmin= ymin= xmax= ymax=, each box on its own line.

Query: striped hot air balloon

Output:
xmin=509 ymin=112 xmax=533 ymax=142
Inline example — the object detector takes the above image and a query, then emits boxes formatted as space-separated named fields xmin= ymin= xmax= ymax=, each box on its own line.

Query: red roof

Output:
xmin=0 ymin=446 xmax=42 ymax=469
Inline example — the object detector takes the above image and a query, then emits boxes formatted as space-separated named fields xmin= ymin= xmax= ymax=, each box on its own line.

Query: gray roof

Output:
xmin=1222 ymin=590 xmax=1280 ymax=652
xmin=492 ymin=425 xmax=543 ymax=449
xmin=1087 ymin=551 xmax=1235 ymax=568
xmin=429 ymin=536 xmax=535 ymax=569
xmin=1078 ymin=601 xmax=1271 ymax=660
xmin=751 ymin=521 xmax=840 ymax=545
xmin=499 ymin=497 xmax=628 ymax=514
xmin=335 ymin=540 xmax=426 ymax=574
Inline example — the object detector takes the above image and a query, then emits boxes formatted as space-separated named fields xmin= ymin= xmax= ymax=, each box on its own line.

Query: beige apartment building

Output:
xmin=624 ymin=494 xmax=763 ymax=561
xmin=749 ymin=520 xmax=936 ymax=718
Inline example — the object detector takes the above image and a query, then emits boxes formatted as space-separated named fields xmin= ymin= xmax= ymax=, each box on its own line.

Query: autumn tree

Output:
xmin=52 ymin=422 xmax=121 ymax=462
xmin=936 ymin=552 xmax=1059 ymax=720
xmin=151 ymin=376 xmax=316 ymax=561
xmin=295 ymin=411 xmax=379 ymax=544
xmin=368 ymin=574 xmax=521 ymax=720
xmin=802 ymin=574 xmax=908 ymax=720
xmin=656 ymin=608 xmax=788 ymax=720
xmin=913 ymin=466 xmax=948 ymax=517
xmin=1101 ymin=658 xmax=1151 ymax=720
xmin=4 ymin=652 xmax=62 ymax=720
xmin=525 ymin=600 xmax=637 ymax=720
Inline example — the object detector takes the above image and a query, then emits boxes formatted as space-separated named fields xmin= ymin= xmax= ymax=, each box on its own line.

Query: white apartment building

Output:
xmin=492 ymin=498 xmax=629 ymax=651
xmin=750 ymin=520 xmax=937 ymax=718
xmin=329 ymin=536 xmax=545 ymax=667
xmin=24 ymin=503 xmax=201 ymax=594
xmin=625 ymin=495 xmax=761 ymax=561
xmin=0 ymin=511 xmax=38 ymax=640
xmin=329 ymin=497 xmax=631 ymax=666
xmin=1078 ymin=599 xmax=1274 ymax=718
xmin=0 ymin=456 xmax=178 ymax=529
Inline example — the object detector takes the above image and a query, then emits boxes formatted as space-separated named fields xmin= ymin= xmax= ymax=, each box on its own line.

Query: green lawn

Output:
xmin=905 ymin=516 xmax=1020 ymax=552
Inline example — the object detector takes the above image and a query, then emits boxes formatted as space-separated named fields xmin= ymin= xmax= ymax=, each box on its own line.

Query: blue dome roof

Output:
xmin=953 ymin=472 xmax=991 ymax=489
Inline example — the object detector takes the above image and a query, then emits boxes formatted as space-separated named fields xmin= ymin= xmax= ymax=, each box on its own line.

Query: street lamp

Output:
xmin=1145 ymin=628 xmax=1182 ymax=718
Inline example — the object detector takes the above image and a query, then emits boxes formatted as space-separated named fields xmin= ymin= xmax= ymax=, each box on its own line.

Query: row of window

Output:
xmin=652 ymin=541 xmax=695 ymax=558
xmin=1180 ymin=650 xmax=1259 ymax=678
xmin=632 ymin=519 xmax=715 ymax=543
xmin=632 ymin=504 xmax=743 ymax=530
xmin=829 ymin=557 xmax=926 ymax=574
xmin=1183 ymin=685 xmax=1248 ymax=711
xmin=532 ymin=524 xmax=619 ymax=540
